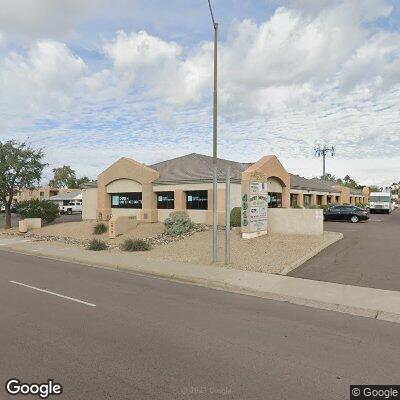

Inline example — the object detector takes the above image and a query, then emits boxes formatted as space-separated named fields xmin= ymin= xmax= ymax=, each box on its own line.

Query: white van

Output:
xmin=59 ymin=199 xmax=83 ymax=215
xmin=369 ymin=192 xmax=393 ymax=214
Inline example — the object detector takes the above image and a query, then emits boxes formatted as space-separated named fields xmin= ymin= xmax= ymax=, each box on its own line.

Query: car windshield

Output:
xmin=370 ymin=196 xmax=390 ymax=202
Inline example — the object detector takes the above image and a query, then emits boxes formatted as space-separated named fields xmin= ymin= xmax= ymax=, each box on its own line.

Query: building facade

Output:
xmin=82 ymin=153 xmax=370 ymax=223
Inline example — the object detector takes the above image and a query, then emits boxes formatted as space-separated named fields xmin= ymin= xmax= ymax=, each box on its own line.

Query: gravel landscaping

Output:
xmin=146 ymin=229 xmax=342 ymax=274
xmin=1 ymin=218 xmax=342 ymax=275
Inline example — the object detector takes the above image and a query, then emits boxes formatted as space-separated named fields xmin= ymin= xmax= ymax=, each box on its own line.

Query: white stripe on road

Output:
xmin=10 ymin=281 xmax=96 ymax=307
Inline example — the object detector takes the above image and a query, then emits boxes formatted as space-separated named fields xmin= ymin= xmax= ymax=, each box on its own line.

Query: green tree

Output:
xmin=49 ymin=165 xmax=77 ymax=188
xmin=318 ymin=173 xmax=337 ymax=183
xmin=49 ymin=166 xmax=91 ymax=188
xmin=75 ymin=176 xmax=91 ymax=188
xmin=17 ymin=199 xmax=59 ymax=224
xmin=0 ymin=141 xmax=46 ymax=229
xmin=342 ymin=175 xmax=358 ymax=189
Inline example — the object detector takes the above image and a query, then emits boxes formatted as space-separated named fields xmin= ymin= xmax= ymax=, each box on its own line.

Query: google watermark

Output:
xmin=351 ymin=385 xmax=400 ymax=400
xmin=5 ymin=378 xmax=63 ymax=399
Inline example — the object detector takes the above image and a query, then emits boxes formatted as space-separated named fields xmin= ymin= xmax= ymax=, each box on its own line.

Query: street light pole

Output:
xmin=208 ymin=0 xmax=218 ymax=263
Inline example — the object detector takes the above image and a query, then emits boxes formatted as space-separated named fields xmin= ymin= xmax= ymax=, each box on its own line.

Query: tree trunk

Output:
xmin=4 ymin=203 xmax=11 ymax=229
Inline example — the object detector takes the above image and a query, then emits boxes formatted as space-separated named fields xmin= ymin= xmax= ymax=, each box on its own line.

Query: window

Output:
xmin=111 ymin=192 xmax=142 ymax=209
xmin=290 ymin=194 xmax=298 ymax=207
xmin=186 ymin=190 xmax=208 ymax=210
xmin=268 ymin=192 xmax=282 ymax=208
xmin=157 ymin=191 xmax=174 ymax=209
xmin=370 ymin=195 xmax=390 ymax=202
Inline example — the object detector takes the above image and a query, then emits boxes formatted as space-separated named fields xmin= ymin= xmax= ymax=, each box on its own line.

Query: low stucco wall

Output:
xmin=268 ymin=208 xmax=323 ymax=235
xmin=109 ymin=216 xmax=138 ymax=238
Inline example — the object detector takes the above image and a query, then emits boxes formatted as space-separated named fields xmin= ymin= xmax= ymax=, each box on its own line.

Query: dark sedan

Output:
xmin=323 ymin=205 xmax=369 ymax=223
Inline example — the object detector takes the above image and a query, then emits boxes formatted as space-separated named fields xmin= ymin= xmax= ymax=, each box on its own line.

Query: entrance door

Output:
xmin=268 ymin=192 xmax=282 ymax=208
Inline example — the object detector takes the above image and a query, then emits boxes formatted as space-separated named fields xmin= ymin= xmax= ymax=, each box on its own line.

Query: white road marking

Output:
xmin=10 ymin=281 xmax=96 ymax=307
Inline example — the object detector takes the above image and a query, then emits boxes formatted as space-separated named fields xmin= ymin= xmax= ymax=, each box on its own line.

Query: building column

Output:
xmin=282 ymin=186 xmax=290 ymax=208
xmin=96 ymin=175 xmax=111 ymax=221
xmin=322 ymin=195 xmax=328 ymax=206
xmin=140 ymin=183 xmax=158 ymax=222
xmin=174 ymin=189 xmax=186 ymax=211
xmin=206 ymin=188 xmax=226 ymax=225
xmin=311 ymin=193 xmax=317 ymax=207
xmin=297 ymin=193 xmax=304 ymax=208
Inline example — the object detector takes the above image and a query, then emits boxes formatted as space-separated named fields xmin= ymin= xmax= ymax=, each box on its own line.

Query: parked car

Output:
xmin=323 ymin=205 xmax=369 ymax=223
xmin=59 ymin=199 xmax=82 ymax=215
xmin=0 ymin=202 xmax=17 ymax=213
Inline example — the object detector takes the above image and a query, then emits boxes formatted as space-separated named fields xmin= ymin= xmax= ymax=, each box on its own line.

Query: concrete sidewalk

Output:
xmin=1 ymin=236 xmax=400 ymax=324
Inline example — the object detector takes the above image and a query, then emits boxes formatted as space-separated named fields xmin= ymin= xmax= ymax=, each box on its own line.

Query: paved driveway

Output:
xmin=1 ymin=213 xmax=81 ymax=228
xmin=289 ymin=209 xmax=400 ymax=291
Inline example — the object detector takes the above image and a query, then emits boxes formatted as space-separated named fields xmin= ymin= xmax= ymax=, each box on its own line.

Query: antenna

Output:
xmin=314 ymin=145 xmax=335 ymax=180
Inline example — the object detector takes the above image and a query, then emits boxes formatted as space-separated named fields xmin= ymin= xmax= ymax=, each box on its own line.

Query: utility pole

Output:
xmin=225 ymin=166 xmax=231 ymax=265
xmin=208 ymin=0 xmax=218 ymax=263
xmin=314 ymin=145 xmax=335 ymax=180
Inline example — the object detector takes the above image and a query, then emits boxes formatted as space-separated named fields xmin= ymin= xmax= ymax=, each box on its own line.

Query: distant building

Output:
xmin=82 ymin=153 xmax=370 ymax=223
xmin=49 ymin=189 xmax=82 ymax=206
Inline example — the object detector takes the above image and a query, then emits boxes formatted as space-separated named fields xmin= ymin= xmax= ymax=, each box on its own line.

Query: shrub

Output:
xmin=164 ymin=212 xmax=194 ymax=236
xmin=292 ymin=204 xmax=303 ymax=209
xmin=320 ymin=204 xmax=330 ymax=210
xmin=86 ymin=238 xmax=108 ymax=251
xmin=93 ymin=222 xmax=107 ymax=235
xmin=120 ymin=238 xmax=152 ymax=252
xmin=230 ymin=207 xmax=241 ymax=227
xmin=17 ymin=199 xmax=59 ymax=224
xmin=355 ymin=203 xmax=365 ymax=208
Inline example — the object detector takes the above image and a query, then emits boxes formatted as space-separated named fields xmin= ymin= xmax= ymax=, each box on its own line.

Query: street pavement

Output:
xmin=289 ymin=209 xmax=400 ymax=291
xmin=1 ymin=250 xmax=400 ymax=399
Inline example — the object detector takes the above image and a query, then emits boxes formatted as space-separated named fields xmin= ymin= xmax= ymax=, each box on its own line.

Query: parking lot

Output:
xmin=0 ymin=213 xmax=81 ymax=229
xmin=289 ymin=209 xmax=400 ymax=291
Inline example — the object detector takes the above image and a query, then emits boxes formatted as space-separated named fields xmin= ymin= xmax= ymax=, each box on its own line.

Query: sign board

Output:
xmin=242 ymin=181 xmax=268 ymax=234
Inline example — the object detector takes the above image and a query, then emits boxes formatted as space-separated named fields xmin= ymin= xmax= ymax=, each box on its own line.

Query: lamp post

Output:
xmin=208 ymin=0 xmax=218 ymax=263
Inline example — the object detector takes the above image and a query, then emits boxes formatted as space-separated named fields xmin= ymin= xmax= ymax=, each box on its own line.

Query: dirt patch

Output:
xmin=145 ymin=229 xmax=342 ymax=274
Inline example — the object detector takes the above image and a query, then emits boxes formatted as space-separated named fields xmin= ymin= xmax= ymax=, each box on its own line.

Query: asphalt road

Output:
xmin=289 ymin=209 xmax=400 ymax=291
xmin=1 ymin=251 xmax=400 ymax=399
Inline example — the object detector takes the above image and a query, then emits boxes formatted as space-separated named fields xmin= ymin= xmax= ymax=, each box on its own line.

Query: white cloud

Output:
xmin=102 ymin=30 xmax=212 ymax=104
xmin=0 ymin=0 xmax=399 ymax=186
xmin=0 ymin=0 xmax=113 ymax=43
xmin=0 ymin=41 xmax=87 ymax=113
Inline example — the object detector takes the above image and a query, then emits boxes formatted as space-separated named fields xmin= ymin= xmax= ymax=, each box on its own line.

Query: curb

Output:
xmin=1 ymin=243 xmax=399 ymax=325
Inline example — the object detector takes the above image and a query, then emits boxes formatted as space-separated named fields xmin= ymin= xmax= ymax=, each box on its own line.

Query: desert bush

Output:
xmin=230 ymin=207 xmax=241 ymax=227
xmin=86 ymin=238 xmax=108 ymax=251
xmin=120 ymin=238 xmax=151 ymax=252
xmin=93 ymin=222 xmax=107 ymax=235
xmin=17 ymin=199 xmax=59 ymax=224
xmin=164 ymin=212 xmax=194 ymax=236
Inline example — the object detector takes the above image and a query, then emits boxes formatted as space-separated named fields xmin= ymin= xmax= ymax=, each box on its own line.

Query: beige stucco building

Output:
xmin=82 ymin=153 xmax=370 ymax=224
xmin=14 ymin=187 xmax=82 ymax=204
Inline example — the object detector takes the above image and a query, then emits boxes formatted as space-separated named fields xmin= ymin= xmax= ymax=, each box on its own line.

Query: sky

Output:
xmin=0 ymin=0 xmax=399 ymax=186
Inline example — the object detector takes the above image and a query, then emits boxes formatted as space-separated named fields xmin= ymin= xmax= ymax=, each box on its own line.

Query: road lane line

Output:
xmin=10 ymin=281 xmax=96 ymax=307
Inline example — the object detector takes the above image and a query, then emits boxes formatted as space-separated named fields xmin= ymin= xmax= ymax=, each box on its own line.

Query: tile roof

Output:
xmin=87 ymin=153 xmax=362 ymax=194
xmin=151 ymin=153 xmax=340 ymax=192
xmin=49 ymin=190 xmax=82 ymax=201
xmin=151 ymin=153 xmax=251 ymax=183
